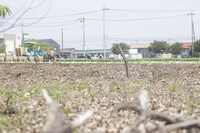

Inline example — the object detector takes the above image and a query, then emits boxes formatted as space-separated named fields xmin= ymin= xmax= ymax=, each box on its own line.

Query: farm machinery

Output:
xmin=0 ymin=42 xmax=56 ymax=62
xmin=22 ymin=42 xmax=43 ymax=62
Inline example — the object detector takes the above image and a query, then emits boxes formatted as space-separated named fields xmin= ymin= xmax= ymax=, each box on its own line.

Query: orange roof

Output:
xmin=181 ymin=42 xmax=192 ymax=49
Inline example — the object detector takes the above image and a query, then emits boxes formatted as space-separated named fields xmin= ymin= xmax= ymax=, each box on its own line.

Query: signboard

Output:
xmin=5 ymin=40 xmax=15 ymax=53
xmin=16 ymin=34 xmax=22 ymax=48
xmin=23 ymin=33 xmax=29 ymax=41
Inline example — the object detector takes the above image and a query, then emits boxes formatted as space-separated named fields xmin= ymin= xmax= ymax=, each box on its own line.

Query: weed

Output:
xmin=72 ymin=129 xmax=79 ymax=133
xmin=186 ymin=96 xmax=196 ymax=116
xmin=77 ymin=82 xmax=85 ymax=90
xmin=88 ymin=87 xmax=95 ymax=99
xmin=110 ymin=80 xmax=121 ymax=91
xmin=171 ymin=82 xmax=180 ymax=92
xmin=51 ymin=91 xmax=61 ymax=100
xmin=63 ymin=109 xmax=69 ymax=116
xmin=72 ymin=84 xmax=77 ymax=90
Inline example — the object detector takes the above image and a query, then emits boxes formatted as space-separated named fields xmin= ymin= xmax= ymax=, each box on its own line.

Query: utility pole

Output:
xmin=83 ymin=18 xmax=86 ymax=56
xmin=187 ymin=11 xmax=195 ymax=58
xmin=103 ymin=6 xmax=106 ymax=58
xmin=79 ymin=18 xmax=86 ymax=56
xmin=103 ymin=6 xmax=109 ymax=58
xmin=22 ymin=22 xmax=24 ymax=41
xmin=61 ymin=28 xmax=63 ymax=55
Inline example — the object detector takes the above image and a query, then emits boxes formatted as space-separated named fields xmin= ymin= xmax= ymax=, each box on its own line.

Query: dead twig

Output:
xmin=41 ymin=89 xmax=93 ymax=133
xmin=117 ymin=103 xmax=182 ymax=124
xmin=163 ymin=119 xmax=200 ymax=132
xmin=116 ymin=44 xmax=130 ymax=78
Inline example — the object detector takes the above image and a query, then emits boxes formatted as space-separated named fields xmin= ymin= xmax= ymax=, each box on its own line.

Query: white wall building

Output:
xmin=128 ymin=43 xmax=154 ymax=58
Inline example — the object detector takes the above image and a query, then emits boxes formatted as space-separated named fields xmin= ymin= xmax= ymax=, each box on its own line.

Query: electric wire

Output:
xmin=31 ymin=0 xmax=47 ymax=9
xmin=24 ymin=0 xmax=52 ymax=26
xmin=8 ymin=9 xmax=102 ymax=20
xmin=4 ymin=0 xmax=28 ymax=23
xmin=87 ymin=14 xmax=187 ymax=22
xmin=0 ymin=0 xmax=52 ymax=33
xmin=0 ymin=6 xmax=32 ymax=33
xmin=24 ymin=21 xmax=80 ymax=27
xmin=108 ymin=8 xmax=200 ymax=12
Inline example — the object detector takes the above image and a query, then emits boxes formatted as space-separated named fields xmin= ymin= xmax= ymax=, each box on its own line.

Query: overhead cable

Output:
xmin=87 ymin=14 xmax=187 ymax=22
xmin=8 ymin=9 xmax=102 ymax=20
xmin=109 ymin=8 xmax=200 ymax=12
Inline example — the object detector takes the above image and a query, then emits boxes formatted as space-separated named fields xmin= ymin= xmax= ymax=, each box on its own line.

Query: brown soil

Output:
xmin=0 ymin=63 xmax=200 ymax=133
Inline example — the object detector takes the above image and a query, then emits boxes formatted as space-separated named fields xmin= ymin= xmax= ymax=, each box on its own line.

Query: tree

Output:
xmin=170 ymin=42 xmax=183 ymax=55
xmin=21 ymin=39 xmax=54 ymax=52
xmin=0 ymin=44 xmax=6 ymax=53
xmin=0 ymin=5 xmax=11 ymax=18
xmin=149 ymin=40 xmax=169 ymax=54
xmin=193 ymin=40 xmax=200 ymax=57
xmin=112 ymin=43 xmax=130 ymax=55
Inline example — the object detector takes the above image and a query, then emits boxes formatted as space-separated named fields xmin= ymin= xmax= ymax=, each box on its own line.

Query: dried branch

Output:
xmin=116 ymin=44 xmax=130 ymax=78
xmin=41 ymin=89 xmax=93 ymax=133
xmin=117 ymin=90 xmax=200 ymax=133
xmin=117 ymin=103 xmax=182 ymax=124
xmin=164 ymin=119 xmax=200 ymax=132
xmin=71 ymin=110 xmax=94 ymax=129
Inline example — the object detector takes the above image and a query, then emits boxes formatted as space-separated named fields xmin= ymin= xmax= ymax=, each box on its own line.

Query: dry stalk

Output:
xmin=117 ymin=90 xmax=200 ymax=133
xmin=41 ymin=89 xmax=93 ymax=133
xmin=116 ymin=44 xmax=130 ymax=78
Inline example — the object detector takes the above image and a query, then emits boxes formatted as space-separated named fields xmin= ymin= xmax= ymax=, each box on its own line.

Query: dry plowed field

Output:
xmin=0 ymin=63 xmax=200 ymax=133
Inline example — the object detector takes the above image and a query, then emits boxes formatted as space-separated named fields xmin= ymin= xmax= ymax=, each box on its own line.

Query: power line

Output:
xmin=5 ymin=19 xmax=80 ymax=26
xmin=0 ymin=6 xmax=32 ymax=33
xmin=7 ymin=9 xmax=102 ymax=20
xmin=3 ymin=13 xmax=188 ymax=28
xmin=0 ymin=0 xmax=52 ymax=33
xmin=23 ymin=21 xmax=81 ymax=27
xmin=4 ymin=0 xmax=29 ymax=23
xmin=31 ymin=0 xmax=47 ymax=9
xmin=24 ymin=0 xmax=52 ymax=26
xmin=87 ymin=14 xmax=187 ymax=22
xmin=109 ymin=8 xmax=200 ymax=12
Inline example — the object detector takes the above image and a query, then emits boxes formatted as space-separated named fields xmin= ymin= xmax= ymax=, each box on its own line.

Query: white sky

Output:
xmin=1 ymin=0 xmax=200 ymax=49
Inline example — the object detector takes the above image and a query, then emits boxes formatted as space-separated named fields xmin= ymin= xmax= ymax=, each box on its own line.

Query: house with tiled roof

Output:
xmin=128 ymin=43 xmax=154 ymax=58
xmin=181 ymin=42 xmax=192 ymax=57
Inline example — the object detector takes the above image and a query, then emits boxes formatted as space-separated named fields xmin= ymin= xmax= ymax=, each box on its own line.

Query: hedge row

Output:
xmin=58 ymin=58 xmax=200 ymax=63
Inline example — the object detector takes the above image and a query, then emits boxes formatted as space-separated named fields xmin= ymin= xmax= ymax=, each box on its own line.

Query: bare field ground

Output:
xmin=0 ymin=63 xmax=200 ymax=133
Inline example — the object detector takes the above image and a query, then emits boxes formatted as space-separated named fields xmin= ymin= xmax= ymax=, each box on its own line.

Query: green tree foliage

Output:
xmin=111 ymin=43 xmax=130 ymax=55
xmin=149 ymin=40 xmax=169 ymax=54
xmin=193 ymin=40 xmax=200 ymax=57
xmin=170 ymin=42 xmax=183 ymax=55
xmin=21 ymin=39 xmax=54 ymax=52
xmin=0 ymin=44 xmax=6 ymax=53
xmin=0 ymin=5 xmax=11 ymax=18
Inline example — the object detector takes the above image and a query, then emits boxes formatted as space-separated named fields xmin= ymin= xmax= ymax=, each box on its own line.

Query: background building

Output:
xmin=129 ymin=43 xmax=154 ymax=58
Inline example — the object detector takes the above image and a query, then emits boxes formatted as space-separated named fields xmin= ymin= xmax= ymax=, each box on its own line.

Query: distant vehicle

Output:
xmin=85 ymin=55 xmax=91 ymax=59
xmin=77 ymin=55 xmax=91 ymax=59
xmin=59 ymin=54 xmax=71 ymax=58
xmin=22 ymin=42 xmax=43 ymax=57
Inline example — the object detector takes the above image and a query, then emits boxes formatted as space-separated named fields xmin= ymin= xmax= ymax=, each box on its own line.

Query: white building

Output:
xmin=128 ymin=43 xmax=154 ymax=58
